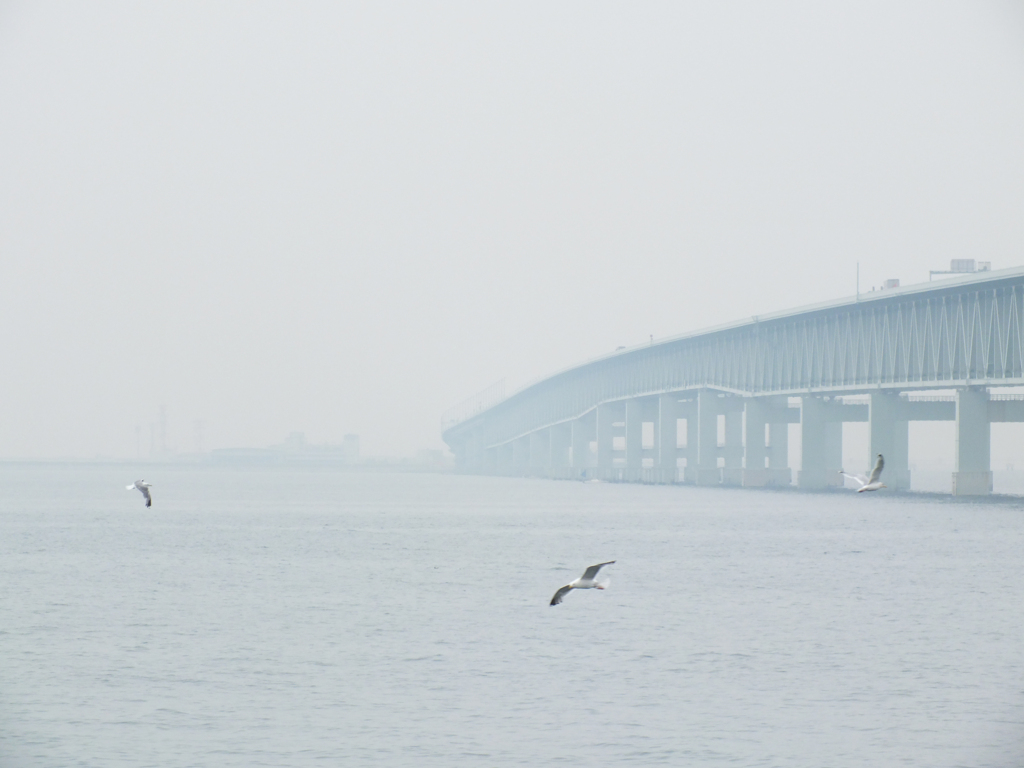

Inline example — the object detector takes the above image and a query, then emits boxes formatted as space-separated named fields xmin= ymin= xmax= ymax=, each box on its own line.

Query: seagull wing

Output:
xmin=129 ymin=481 xmax=152 ymax=507
xmin=838 ymin=471 xmax=868 ymax=488
xmin=581 ymin=561 xmax=615 ymax=581
xmin=867 ymin=454 xmax=885 ymax=484
xmin=550 ymin=585 xmax=574 ymax=606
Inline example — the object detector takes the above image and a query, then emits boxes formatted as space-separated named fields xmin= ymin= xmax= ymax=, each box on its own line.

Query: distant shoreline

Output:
xmin=0 ymin=457 xmax=454 ymax=473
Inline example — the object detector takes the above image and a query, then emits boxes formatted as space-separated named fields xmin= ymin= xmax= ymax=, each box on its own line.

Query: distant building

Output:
xmin=930 ymin=259 xmax=992 ymax=280
xmin=211 ymin=432 xmax=361 ymax=466
xmin=210 ymin=447 xmax=278 ymax=464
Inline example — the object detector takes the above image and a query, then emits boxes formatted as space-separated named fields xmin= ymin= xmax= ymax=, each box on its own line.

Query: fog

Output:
xmin=1 ymin=2 xmax=1023 ymax=459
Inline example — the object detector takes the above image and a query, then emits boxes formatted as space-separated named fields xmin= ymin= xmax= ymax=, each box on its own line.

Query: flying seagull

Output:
xmin=550 ymin=561 xmax=615 ymax=606
xmin=127 ymin=480 xmax=152 ymax=507
xmin=839 ymin=454 xmax=886 ymax=492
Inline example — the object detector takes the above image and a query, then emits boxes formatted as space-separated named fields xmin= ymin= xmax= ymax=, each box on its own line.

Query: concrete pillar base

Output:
xmin=797 ymin=469 xmax=842 ymax=489
xmin=885 ymin=469 xmax=911 ymax=491
xmin=637 ymin=467 xmax=674 ymax=484
xmin=637 ymin=468 xmax=653 ymax=484
xmin=721 ymin=467 xmax=742 ymax=486
xmin=741 ymin=468 xmax=770 ymax=487
xmin=952 ymin=471 xmax=992 ymax=496
xmin=695 ymin=468 xmax=721 ymax=486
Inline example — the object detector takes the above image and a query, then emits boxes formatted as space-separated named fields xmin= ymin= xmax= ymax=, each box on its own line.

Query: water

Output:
xmin=2 ymin=464 xmax=1023 ymax=767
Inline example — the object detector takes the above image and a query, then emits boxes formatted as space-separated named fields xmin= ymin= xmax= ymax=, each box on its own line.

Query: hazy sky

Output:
xmin=2 ymin=2 xmax=1023 ymax=459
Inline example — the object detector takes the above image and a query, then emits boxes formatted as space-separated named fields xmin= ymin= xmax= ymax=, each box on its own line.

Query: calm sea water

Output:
xmin=1 ymin=464 xmax=1023 ymax=767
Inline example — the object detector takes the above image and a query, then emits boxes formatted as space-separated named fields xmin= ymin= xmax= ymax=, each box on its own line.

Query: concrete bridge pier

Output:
xmin=497 ymin=442 xmax=514 ymax=475
xmin=824 ymin=421 xmax=843 ymax=486
xmin=797 ymin=397 xmax=825 ymax=489
xmin=722 ymin=407 xmax=743 ymax=485
xmin=953 ymin=388 xmax=992 ymax=495
xmin=549 ymin=422 xmax=572 ymax=478
xmin=768 ymin=409 xmax=791 ymax=486
xmin=742 ymin=399 xmax=769 ymax=486
xmin=466 ymin=430 xmax=484 ymax=473
xmin=571 ymin=412 xmax=594 ymax=477
xmin=797 ymin=397 xmax=842 ymax=489
xmin=482 ymin=446 xmax=498 ymax=474
xmin=695 ymin=389 xmax=721 ymax=485
xmin=679 ymin=399 xmax=698 ymax=483
xmin=624 ymin=398 xmax=644 ymax=482
xmin=867 ymin=393 xmax=910 ymax=490
xmin=596 ymin=402 xmax=618 ymax=480
xmin=512 ymin=435 xmax=530 ymax=474
xmin=656 ymin=393 xmax=678 ymax=483
xmin=528 ymin=430 xmax=549 ymax=476
xmin=451 ymin=429 xmax=483 ymax=473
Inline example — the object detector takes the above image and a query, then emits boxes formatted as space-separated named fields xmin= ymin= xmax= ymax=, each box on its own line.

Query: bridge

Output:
xmin=442 ymin=266 xmax=1024 ymax=495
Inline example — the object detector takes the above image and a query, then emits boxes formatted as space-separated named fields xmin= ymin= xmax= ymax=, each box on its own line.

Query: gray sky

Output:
xmin=1 ymin=1 xmax=1023 ymax=459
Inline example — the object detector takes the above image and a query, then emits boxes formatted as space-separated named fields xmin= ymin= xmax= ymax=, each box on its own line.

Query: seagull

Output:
xmin=550 ymin=561 xmax=615 ymax=606
xmin=839 ymin=454 xmax=886 ymax=492
xmin=127 ymin=480 xmax=153 ymax=507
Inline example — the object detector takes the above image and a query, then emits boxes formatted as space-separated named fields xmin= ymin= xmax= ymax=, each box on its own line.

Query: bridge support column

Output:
xmin=657 ymin=393 xmax=678 ymax=483
xmin=742 ymin=399 xmax=769 ymax=486
xmin=768 ymin=409 xmax=791 ymax=486
xmin=868 ymin=393 xmax=910 ymax=490
xmin=695 ymin=389 xmax=720 ymax=485
xmin=474 ymin=429 xmax=488 ymax=473
xmin=512 ymin=436 xmax=530 ymax=475
xmin=798 ymin=397 xmax=842 ymax=489
xmin=571 ymin=413 xmax=593 ymax=478
xmin=549 ymin=423 xmax=572 ymax=478
xmin=463 ymin=429 xmax=483 ymax=473
xmin=482 ymin=446 xmax=497 ymax=475
xmin=953 ymin=388 xmax=992 ymax=495
xmin=722 ymin=409 xmax=743 ymax=485
xmin=677 ymin=400 xmax=697 ymax=483
xmin=596 ymin=403 xmax=616 ymax=480
xmin=451 ymin=430 xmax=477 ymax=473
xmin=529 ymin=430 xmax=549 ymax=475
xmin=624 ymin=399 xmax=643 ymax=482
xmin=497 ymin=442 xmax=514 ymax=475
xmin=824 ymin=421 xmax=843 ymax=486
